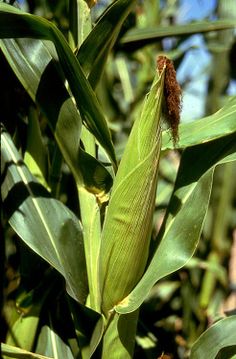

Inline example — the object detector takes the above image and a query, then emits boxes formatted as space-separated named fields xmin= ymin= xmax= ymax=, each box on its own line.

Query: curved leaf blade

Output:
xmin=120 ymin=20 xmax=236 ymax=49
xmin=1 ymin=127 xmax=88 ymax=304
xmin=35 ymin=324 xmax=74 ymax=359
xmin=1 ymin=343 xmax=53 ymax=359
xmin=116 ymin=132 xmax=236 ymax=313
xmin=77 ymin=0 xmax=136 ymax=88
xmin=101 ymin=311 xmax=139 ymax=358
xmin=162 ymin=97 xmax=236 ymax=150
xmin=5 ymin=306 xmax=40 ymax=353
xmin=190 ymin=315 xmax=236 ymax=359
xmin=1 ymin=37 xmax=112 ymax=194
xmin=0 ymin=3 xmax=116 ymax=168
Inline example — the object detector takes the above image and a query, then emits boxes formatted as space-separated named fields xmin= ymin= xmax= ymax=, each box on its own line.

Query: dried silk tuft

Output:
xmin=157 ymin=55 xmax=182 ymax=144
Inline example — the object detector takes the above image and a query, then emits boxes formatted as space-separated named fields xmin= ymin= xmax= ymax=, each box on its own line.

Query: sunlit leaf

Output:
xmin=190 ymin=315 xmax=236 ymax=359
xmin=100 ymin=69 xmax=165 ymax=314
xmin=78 ymin=0 xmax=136 ymax=87
xmin=120 ymin=20 xmax=236 ymax=49
xmin=162 ymin=97 xmax=236 ymax=150
xmin=35 ymin=324 xmax=74 ymax=359
xmin=5 ymin=307 xmax=40 ymax=354
xmin=101 ymin=311 xmax=139 ymax=358
xmin=68 ymin=0 xmax=91 ymax=49
xmin=116 ymin=132 xmax=236 ymax=313
xmin=1 ymin=343 xmax=52 ymax=359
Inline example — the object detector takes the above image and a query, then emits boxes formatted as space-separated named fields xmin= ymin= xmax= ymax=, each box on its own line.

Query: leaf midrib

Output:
xmin=3 ymin=135 xmax=62 ymax=264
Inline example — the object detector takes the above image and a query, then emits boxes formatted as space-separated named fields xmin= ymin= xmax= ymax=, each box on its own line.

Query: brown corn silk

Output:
xmin=157 ymin=56 xmax=182 ymax=144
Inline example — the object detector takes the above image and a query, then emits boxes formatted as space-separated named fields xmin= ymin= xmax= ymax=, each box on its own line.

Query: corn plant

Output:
xmin=1 ymin=1 xmax=236 ymax=358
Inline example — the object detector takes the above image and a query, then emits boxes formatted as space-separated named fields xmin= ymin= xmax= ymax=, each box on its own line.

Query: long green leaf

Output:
xmin=68 ymin=298 xmax=105 ymax=358
xmin=190 ymin=315 xmax=236 ymax=359
xmin=162 ymin=97 xmax=236 ymax=150
xmin=5 ymin=308 xmax=40 ymax=354
xmin=68 ymin=0 xmax=92 ymax=49
xmin=23 ymin=107 xmax=50 ymax=194
xmin=120 ymin=19 xmax=236 ymax=49
xmin=115 ymin=132 xmax=236 ymax=313
xmin=4 ymin=270 xmax=63 ymax=356
xmin=35 ymin=323 xmax=74 ymax=359
xmin=1 ymin=343 xmax=52 ymax=359
xmin=1 ymin=38 xmax=112 ymax=195
xmin=100 ymin=69 xmax=165 ymax=314
xmin=1 ymin=127 xmax=88 ymax=304
xmin=77 ymin=0 xmax=136 ymax=88
xmin=0 ymin=3 xmax=116 ymax=168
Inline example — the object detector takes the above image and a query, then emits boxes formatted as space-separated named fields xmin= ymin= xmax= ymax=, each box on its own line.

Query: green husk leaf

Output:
xmin=100 ymin=69 xmax=165 ymax=314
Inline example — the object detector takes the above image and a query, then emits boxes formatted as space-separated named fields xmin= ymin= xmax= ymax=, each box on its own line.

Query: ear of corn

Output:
xmin=100 ymin=68 xmax=165 ymax=315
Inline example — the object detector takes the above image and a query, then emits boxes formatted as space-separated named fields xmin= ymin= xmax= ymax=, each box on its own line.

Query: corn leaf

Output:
xmin=162 ymin=97 xmax=236 ymax=150
xmin=120 ymin=19 xmax=236 ymax=49
xmin=1 ymin=343 xmax=52 ymax=359
xmin=116 ymin=132 xmax=236 ymax=313
xmin=67 ymin=298 xmax=105 ymax=357
xmin=87 ymin=315 xmax=106 ymax=358
xmin=5 ymin=310 xmax=40 ymax=354
xmin=100 ymin=69 xmax=165 ymax=314
xmin=190 ymin=315 xmax=236 ymax=359
xmin=23 ymin=107 xmax=49 ymax=189
xmin=101 ymin=311 xmax=139 ymax=359
xmin=68 ymin=0 xmax=91 ymax=50
xmin=35 ymin=324 xmax=74 ymax=359
xmin=1 ymin=127 xmax=88 ymax=304
xmin=1 ymin=38 xmax=112 ymax=195
xmin=0 ymin=3 xmax=116 ymax=168
xmin=77 ymin=0 xmax=136 ymax=88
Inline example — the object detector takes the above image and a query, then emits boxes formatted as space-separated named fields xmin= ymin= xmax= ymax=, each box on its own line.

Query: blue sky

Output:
xmin=177 ymin=0 xmax=217 ymax=22
xmin=173 ymin=0 xmax=236 ymax=122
